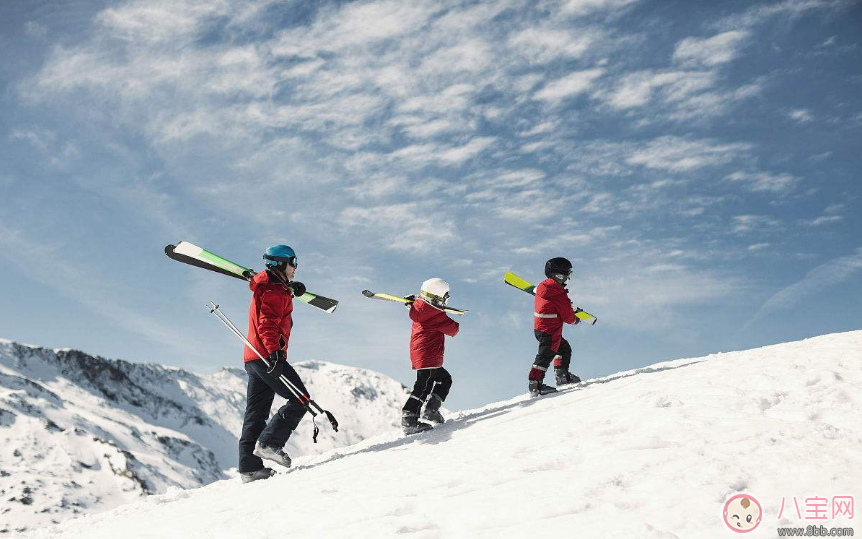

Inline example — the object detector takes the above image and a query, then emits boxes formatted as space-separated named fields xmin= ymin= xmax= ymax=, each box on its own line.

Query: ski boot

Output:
xmin=253 ymin=442 xmax=292 ymax=468
xmin=421 ymin=394 xmax=445 ymax=425
xmin=555 ymin=369 xmax=581 ymax=387
xmin=240 ymin=467 xmax=276 ymax=484
xmin=529 ymin=379 xmax=558 ymax=398
xmin=402 ymin=411 xmax=433 ymax=435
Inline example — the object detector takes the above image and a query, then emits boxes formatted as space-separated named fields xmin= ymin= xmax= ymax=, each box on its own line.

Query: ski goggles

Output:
xmin=420 ymin=290 xmax=450 ymax=305
xmin=264 ymin=254 xmax=298 ymax=268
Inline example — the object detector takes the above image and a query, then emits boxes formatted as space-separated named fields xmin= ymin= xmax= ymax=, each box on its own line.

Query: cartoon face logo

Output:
xmin=723 ymin=494 xmax=762 ymax=533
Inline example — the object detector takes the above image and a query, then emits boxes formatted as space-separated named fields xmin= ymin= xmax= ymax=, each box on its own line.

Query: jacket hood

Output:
xmin=249 ymin=270 xmax=275 ymax=292
xmin=412 ymin=297 xmax=445 ymax=322
xmin=540 ymin=277 xmax=568 ymax=297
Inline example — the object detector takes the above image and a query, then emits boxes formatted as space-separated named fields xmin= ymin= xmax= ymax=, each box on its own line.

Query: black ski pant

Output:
xmin=402 ymin=367 xmax=452 ymax=415
xmin=238 ymin=359 xmax=308 ymax=473
xmin=530 ymin=330 xmax=572 ymax=380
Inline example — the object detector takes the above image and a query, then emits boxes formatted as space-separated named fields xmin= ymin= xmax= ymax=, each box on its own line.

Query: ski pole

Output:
xmin=206 ymin=302 xmax=339 ymax=441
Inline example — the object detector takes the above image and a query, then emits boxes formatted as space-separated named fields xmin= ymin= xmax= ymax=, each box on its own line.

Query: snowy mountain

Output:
xmin=18 ymin=330 xmax=862 ymax=539
xmin=0 ymin=339 xmax=408 ymax=535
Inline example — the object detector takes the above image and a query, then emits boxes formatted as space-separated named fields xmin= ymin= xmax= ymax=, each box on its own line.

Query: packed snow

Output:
xmin=0 ymin=339 xmax=407 ymax=534
xmin=15 ymin=330 xmax=862 ymax=538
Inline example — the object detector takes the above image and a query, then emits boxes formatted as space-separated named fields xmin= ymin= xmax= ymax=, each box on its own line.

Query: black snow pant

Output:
xmin=402 ymin=367 xmax=452 ymax=415
xmin=530 ymin=330 xmax=572 ymax=381
xmin=238 ymin=359 xmax=308 ymax=473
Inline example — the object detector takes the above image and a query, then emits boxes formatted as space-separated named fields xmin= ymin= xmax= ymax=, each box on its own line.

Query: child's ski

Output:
xmin=165 ymin=241 xmax=339 ymax=313
xmin=503 ymin=271 xmax=597 ymax=325
xmin=361 ymin=290 xmax=468 ymax=316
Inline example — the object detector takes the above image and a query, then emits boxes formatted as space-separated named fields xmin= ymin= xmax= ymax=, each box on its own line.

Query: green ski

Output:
xmin=165 ymin=241 xmax=339 ymax=313
xmin=361 ymin=290 xmax=468 ymax=316
xmin=503 ymin=271 xmax=597 ymax=325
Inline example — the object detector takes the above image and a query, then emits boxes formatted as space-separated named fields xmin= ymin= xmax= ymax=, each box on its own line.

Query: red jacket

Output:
xmin=533 ymin=278 xmax=577 ymax=335
xmin=409 ymin=298 xmax=459 ymax=369
xmin=244 ymin=270 xmax=293 ymax=362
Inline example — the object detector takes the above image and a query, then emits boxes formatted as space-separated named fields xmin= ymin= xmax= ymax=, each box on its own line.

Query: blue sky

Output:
xmin=1 ymin=0 xmax=860 ymax=408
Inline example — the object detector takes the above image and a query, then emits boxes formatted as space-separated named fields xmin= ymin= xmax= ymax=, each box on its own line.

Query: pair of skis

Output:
xmin=503 ymin=272 xmax=597 ymax=325
xmin=165 ymin=242 xmax=339 ymax=313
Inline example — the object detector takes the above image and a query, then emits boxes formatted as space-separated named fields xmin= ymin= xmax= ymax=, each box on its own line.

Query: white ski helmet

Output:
xmin=420 ymin=278 xmax=450 ymax=307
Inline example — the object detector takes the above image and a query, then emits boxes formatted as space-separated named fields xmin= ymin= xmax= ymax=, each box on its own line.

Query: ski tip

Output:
xmin=164 ymin=244 xmax=176 ymax=255
xmin=361 ymin=290 xmax=375 ymax=298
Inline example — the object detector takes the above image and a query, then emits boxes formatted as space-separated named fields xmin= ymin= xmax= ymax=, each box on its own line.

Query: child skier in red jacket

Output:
xmin=529 ymin=257 xmax=581 ymax=397
xmin=401 ymin=278 xmax=460 ymax=435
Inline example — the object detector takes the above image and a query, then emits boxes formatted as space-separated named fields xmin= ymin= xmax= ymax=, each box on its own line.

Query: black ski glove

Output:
xmin=266 ymin=349 xmax=286 ymax=378
xmin=403 ymin=294 xmax=416 ymax=308
xmin=288 ymin=281 xmax=306 ymax=297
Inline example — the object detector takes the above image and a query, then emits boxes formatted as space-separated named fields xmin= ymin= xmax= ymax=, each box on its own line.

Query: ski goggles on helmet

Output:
xmin=264 ymin=253 xmax=298 ymax=268
xmin=420 ymin=290 xmax=450 ymax=306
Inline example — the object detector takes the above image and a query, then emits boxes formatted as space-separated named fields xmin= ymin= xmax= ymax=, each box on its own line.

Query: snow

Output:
xmin=0 ymin=342 xmax=407 ymax=534
xmin=17 ymin=330 xmax=862 ymax=538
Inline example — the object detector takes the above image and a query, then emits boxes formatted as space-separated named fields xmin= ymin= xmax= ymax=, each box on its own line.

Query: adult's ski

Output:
xmin=503 ymin=271 xmax=597 ymax=325
xmin=165 ymin=241 xmax=339 ymax=314
xmin=361 ymin=290 xmax=468 ymax=316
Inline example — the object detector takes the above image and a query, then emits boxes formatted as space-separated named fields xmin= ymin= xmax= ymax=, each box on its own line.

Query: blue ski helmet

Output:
xmin=263 ymin=245 xmax=297 ymax=269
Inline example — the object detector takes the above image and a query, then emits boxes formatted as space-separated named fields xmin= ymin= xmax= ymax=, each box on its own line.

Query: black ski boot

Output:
xmin=240 ymin=467 xmax=276 ymax=484
xmin=253 ymin=442 xmax=292 ymax=468
xmin=421 ymin=394 xmax=445 ymax=425
xmin=402 ymin=411 xmax=433 ymax=435
xmin=529 ymin=379 xmax=558 ymax=398
xmin=555 ymin=369 xmax=581 ymax=387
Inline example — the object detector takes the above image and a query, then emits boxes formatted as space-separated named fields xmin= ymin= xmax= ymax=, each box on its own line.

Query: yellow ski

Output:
xmin=361 ymin=290 xmax=468 ymax=316
xmin=503 ymin=272 xmax=597 ymax=325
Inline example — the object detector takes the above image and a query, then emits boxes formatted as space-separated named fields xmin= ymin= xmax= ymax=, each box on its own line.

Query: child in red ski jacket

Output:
xmin=401 ymin=278 xmax=459 ymax=435
xmin=529 ymin=257 xmax=580 ymax=397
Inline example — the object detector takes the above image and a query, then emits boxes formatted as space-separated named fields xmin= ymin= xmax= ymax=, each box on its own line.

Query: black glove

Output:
xmin=403 ymin=294 xmax=416 ymax=308
xmin=266 ymin=349 xmax=286 ymax=378
xmin=289 ymin=281 xmax=307 ymax=297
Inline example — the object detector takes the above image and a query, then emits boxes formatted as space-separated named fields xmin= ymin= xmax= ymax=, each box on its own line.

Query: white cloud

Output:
xmin=732 ymin=214 xmax=780 ymax=234
xmin=747 ymin=248 xmax=862 ymax=326
xmin=748 ymin=243 xmax=771 ymax=252
xmin=338 ymin=202 xmax=458 ymax=251
xmin=508 ymin=27 xmax=596 ymax=64
xmin=627 ymin=136 xmax=750 ymax=172
xmin=715 ymin=0 xmax=842 ymax=30
xmin=725 ymin=171 xmax=799 ymax=194
xmin=672 ymin=31 xmax=750 ymax=67
xmin=534 ymin=68 xmax=604 ymax=104
xmin=786 ymin=108 xmax=814 ymax=123
xmin=558 ymin=0 xmax=641 ymax=16
xmin=801 ymin=215 xmax=843 ymax=227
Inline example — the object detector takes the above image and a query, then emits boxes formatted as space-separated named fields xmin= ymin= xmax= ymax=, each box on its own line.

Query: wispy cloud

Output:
xmin=725 ymin=171 xmax=800 ymax=194
xmin=672 ymin=30 xmax=750 ymax=67
xmin=747 ymin=248 xmax=862 ymax=326
xmin=627 ymin=136 xmax=750 ymax=172
xmin=786 ymin=108 xmax=815 ymax=123
xmin=534 ymin=69 xmax=605 ymax=104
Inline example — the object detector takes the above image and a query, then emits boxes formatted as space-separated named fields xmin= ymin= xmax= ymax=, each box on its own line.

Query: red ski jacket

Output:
xmin=244 ymin=270 xmax=293 ymax=362
xmin=533 ymin=278 xmax=577 ymax=335
xmin=408 ymin=298 xmax=459 ymax=370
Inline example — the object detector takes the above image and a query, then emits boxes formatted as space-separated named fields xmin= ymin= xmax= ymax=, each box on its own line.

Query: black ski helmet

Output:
xmin=545 ymin=257 xmax=573 ymax=283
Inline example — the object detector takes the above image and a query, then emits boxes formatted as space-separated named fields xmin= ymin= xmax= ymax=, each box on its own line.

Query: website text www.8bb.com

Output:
xmin=777 ymin=525 xmax=854 ymax=536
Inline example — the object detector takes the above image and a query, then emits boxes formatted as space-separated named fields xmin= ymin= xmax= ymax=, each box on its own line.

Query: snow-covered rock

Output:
xmin=18 ymin=330 xmax=862 ymax=539
xmin=0 ymin=339 xmax=408 ymax=535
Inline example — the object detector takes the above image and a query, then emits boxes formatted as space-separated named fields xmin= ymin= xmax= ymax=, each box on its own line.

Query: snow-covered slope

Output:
xmin=21 ymin=330 xmax=862 ymax=539
xmin=0 ymin=339 xmax=407 ymax=535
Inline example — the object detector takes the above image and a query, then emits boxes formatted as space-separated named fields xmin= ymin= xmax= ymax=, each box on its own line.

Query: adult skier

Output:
xmin=401 ymin=278 xmax=460 ymax=435
xmin=238 ymin=245 xmax=310 ymax=483
xmin=529 ymin=257 xmax=581 ymax=397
